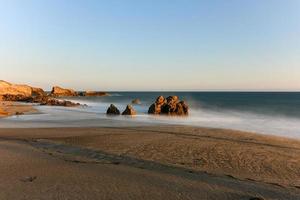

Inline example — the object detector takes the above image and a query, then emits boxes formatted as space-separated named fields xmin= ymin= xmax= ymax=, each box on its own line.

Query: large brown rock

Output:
xmin=0 ymin=80 xmax=45 ymax=100
xmin=122 ymin=105 xmax=137 ymax=115
xmin=148 ymin=96 xmax=188 ymax=116
xmin=174 ymin=101 xmax=189 ymax=115
xmin=161 ymin=96 xmax=178 ymax=114
xmin=0 ymin=80 xmax=33 ymax=98
xmin=106 ymin=104 xmax=120 ymax=115
xmin=148 ymin=96 xmax=166 ymax=114
xmin=51 ymin=86 xmax=77 ymax=97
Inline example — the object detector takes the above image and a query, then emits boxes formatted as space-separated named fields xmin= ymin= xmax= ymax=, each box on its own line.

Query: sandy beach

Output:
xmin=0 ymin=126 xmax=299 ymax=200
xmin=2 ymin=1 xmax=300 ymax=199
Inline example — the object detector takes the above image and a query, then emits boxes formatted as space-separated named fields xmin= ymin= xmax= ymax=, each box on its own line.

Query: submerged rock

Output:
xmin=122 ymin=105 xmax=137 ymax=115
xmin=132 ymin=98 xmax=141 ymax=105
xmin=148 ymin=96 xmax=188 ymax=116
xmin=84 ymin=91 xmax=108 ymax=96
xmin=106 ymin=104 xmax=120 ymax=115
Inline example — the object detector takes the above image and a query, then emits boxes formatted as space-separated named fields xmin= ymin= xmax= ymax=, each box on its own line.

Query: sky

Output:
xmin=0 ymin=0 xmax=299 ymax=91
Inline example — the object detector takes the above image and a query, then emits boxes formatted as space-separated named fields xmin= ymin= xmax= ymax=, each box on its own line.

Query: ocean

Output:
xmin=2 ymin=92 xmax=300 ymax=139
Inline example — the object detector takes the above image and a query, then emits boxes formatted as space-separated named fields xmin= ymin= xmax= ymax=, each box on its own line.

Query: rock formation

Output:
xmin=106 ymin=104 xmax=120 ymax=115
xmin=122 ymin=105 xmax=137 ymax=115
xmin=31 ymin=87 xmax=46 ymax=97
xmin=0 ymin=81 xmax=81 ymax=107
xmin=0 ymin=80 xmax=44 ymax=98
xmin=51 ymin=86 xmax=77 ymax=97
xmin=148 ymin=96 xmax=188 ymax=116
xmin=148 ymin=96 xmax=166 ymax=114
xmin=40 ymin=99 xmax=80 ymax=107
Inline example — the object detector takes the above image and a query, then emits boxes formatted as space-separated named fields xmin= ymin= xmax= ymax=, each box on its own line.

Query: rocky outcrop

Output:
xmin=148 ymin=96 xmax=188 ymax=116
xmin=0 ymin=94 xmax=29 ymax=102
xmin=0 ymin=80 xmax=34 ymax=98
xmin=106 ymin=104 xmax=120 ymax=115
xmin=31 ymin=87 xmax=45 ymax=97
xmin=122 ymin=105 xmax=137 ymax=115
xmin=40 ymin=98 xmax=80 ymax=107
xmin=51 ymin=86 xmax=77 ymax=97
xmin=84 ymin=91 xmax=108 ymax=97
xmin=0 ymin=81 xmax=80 ymax=107
xmin=132 ymin=99 xmax=141 ymax=104
xmin=2 ymin=94 xmax=80 ymax=107
xmin=0 ymin=80 xmax=45 ymax=99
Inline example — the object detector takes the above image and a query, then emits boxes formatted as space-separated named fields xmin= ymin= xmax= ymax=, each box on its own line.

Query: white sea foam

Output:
xmin=1 ymin=99 xmax=300 ymax=139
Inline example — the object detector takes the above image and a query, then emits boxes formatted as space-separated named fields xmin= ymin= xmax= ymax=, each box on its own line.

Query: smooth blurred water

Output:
xmin=66 ymin=92 xmax=300 ymax=118
xmin=1 ymin=92 xmax=300 ymax=139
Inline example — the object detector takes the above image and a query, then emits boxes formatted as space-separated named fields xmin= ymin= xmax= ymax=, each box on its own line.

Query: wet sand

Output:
xmin=0 ymin=101 xmax=37 ymax=117
xmin=0 ymin=126 xmax=299 ymax=199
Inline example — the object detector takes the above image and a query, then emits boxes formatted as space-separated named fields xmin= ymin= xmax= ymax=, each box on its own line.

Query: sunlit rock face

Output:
xmin=148 ymin=96 xmax=188 ymax=116
xmin=0 ymin=80 xmax=45 ymax=99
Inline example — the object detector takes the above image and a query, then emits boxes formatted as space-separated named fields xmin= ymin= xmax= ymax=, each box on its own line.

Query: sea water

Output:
xmin=1 ymin=92 xmax=300 ymax=139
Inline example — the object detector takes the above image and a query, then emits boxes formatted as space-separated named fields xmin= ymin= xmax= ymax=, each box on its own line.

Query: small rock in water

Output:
xmin=122 ymin=105 xmax=137 ymax=115
xmin=131 ymin=98 xmax=141 ymax=104
xmin=106 ymin=104 xmax=121 ymax=115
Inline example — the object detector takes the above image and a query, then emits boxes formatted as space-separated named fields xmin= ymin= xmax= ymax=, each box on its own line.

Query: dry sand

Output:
xmin=0 ymin=126 xmax=299 ymax=199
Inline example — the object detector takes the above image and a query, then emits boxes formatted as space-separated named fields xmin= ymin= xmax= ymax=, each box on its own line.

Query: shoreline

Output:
xmin=0 ymin=101 xmax=38 ymax=117
xmin=1 ymin=95 xmax=300 ymax=139
xmin=0 ymin=126 xmax=300 ymax=199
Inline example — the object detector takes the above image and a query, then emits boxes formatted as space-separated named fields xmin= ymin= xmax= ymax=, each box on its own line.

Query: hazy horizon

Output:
xmin=1 ymin=0 xmax=299 ymax=91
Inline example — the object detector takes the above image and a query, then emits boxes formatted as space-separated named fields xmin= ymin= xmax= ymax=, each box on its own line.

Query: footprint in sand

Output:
xmin=20 ymin=176 xmax=37 ymax=183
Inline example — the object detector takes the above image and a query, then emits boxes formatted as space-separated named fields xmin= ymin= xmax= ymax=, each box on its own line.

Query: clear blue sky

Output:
xmin=0 ymin=0 xmax=299 ymax=91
